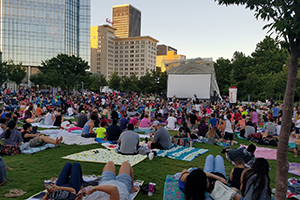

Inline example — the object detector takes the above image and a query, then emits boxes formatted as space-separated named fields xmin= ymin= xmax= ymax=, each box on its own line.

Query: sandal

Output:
xmin=5 ymin=189 xmax=26 ymax=197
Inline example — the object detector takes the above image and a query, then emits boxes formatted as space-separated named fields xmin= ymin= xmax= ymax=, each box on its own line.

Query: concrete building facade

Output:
xmin=157 ymin=45 xmax=177 ymax=56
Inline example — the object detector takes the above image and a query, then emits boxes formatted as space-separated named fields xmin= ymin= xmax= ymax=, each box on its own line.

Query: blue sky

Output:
xmin=91 ymin=0 xmax=269 ymax=61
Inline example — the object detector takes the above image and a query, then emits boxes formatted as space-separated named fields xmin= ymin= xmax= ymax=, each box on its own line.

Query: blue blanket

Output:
xmin=21 ymin=143 xmax=56 ymax=155
xmin=157 ymin=146 xmax=209 ymax=162
xmin=94 ymin=138 xmax=118 ymax=144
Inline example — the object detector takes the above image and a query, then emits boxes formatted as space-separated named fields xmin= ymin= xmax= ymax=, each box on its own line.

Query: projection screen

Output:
xmin=167 ymin=74 xmax=212 ymax=99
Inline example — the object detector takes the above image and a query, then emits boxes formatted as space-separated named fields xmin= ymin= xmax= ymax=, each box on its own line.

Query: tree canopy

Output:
xmin=7 ymin=60 xmax=26 ymax=86
xmin=214 ymin=1 xmax=300 ymax=199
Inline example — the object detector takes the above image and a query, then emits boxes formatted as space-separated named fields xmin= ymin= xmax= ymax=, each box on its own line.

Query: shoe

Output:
xmin=145 ymin=137 xmax=148 ymax=143
xmin=148 ymin=152 xmax=154 ymax=160
xmin=221 ymin=147 xmax=230 ymax=154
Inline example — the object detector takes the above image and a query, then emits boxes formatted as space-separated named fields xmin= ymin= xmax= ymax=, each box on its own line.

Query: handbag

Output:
xmin=210 ymin=180 xmax=236 ymax=200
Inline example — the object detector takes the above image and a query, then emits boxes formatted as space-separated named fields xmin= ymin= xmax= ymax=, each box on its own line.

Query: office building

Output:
xmin=114 ymin=36 xmax=158 ymax=78
xmin=113 ymin=4 xmax=141 ymax=38
xmin=90 ymin=24 xmax=158 ymax=79
xmin=90 ymin=25 xmax=116 ymax=76
xmin=156 ymin=51 xmax=186 ymax=72
xmin=0 ymin=0 xmax=91 ymax=83
xmin=157 ymin=45 xmax=177 ymax=55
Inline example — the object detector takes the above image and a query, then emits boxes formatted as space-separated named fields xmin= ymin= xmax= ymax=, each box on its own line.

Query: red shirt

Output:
xmin=234 ymin=113 xmax=241 ymax=121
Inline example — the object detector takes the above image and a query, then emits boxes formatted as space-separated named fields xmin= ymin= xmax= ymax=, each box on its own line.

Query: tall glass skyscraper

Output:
xmin=0 ymin=0 xmax=90 ymax=67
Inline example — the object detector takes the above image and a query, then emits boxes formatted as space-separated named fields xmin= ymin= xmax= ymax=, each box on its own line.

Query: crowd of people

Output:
xmin=0 ymin=88 xmax=295 ymax=199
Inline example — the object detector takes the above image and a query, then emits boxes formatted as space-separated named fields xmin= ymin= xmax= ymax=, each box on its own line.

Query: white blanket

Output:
xmin=31 ymin=123 xmax=59 ymax=129
xmin=41 ymin=129 xmax=97 ymax=146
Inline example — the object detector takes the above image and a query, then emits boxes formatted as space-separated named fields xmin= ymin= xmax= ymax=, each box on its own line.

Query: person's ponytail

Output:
xmin=4 ymin=129 xmax=11 ymax=139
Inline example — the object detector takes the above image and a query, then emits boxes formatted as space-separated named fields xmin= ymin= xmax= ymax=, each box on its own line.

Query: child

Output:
xmin=208 ymin=113 xmax=218 ymax=129
xmin=223 ymin=113 xmax=234 ymax=146
xmin=229 ymin=157 xmax=245 ymax=189
xmin=95 ymin=122 xmax=107 ymax=139
xmin=289 ymin=123 xmax=298 ymax=158
xmin=205 ymin=127 xmax=220 ymax=145
xmin=235 ymin=115 xmax=246 ymax=130
xmin=223 ymin=143 xmax=256 ymax=167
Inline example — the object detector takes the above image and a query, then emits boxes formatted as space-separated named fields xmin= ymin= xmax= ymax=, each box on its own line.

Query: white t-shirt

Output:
xmin=166 ymin=116 xmax=177 ymax=129
xmin=44 ymin=113 xmax=55 ymax=125
xmin=276 ymin=125 xmax=281 ymax=135
xmin=296 ymin=120 xmax=300 ymax=128
xmin=195 ymin=104 xmax=201 ymax=112
xmin=224 ymin=120 xmax=233 ymax=133
xmin=67 ymin=107 xmax=74 ymax=116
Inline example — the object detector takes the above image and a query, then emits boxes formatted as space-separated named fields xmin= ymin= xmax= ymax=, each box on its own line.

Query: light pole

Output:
xmin=82 ymin=82 xmax=84 ymax=94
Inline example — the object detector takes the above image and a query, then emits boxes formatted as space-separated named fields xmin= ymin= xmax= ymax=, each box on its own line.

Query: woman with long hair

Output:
xmin=238 ymin=158 xmax=271 ymax=200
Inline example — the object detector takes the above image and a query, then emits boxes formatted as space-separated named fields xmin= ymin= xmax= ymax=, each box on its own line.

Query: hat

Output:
xmin=81 ymin=110 xmax=85 ymax=114
xmin=152 ymin=121 xmax=160 ymax=126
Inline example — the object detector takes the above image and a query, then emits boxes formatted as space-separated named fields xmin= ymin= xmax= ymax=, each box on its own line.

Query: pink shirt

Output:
xmin=139 ymin=118 xmax=151 ymax=128
xmin=129 ymin=117 xmax=138 ymax=126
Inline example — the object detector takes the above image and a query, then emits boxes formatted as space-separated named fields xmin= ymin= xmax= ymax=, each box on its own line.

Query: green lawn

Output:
xmin=0 ymin=129 xmax=298 ymax=200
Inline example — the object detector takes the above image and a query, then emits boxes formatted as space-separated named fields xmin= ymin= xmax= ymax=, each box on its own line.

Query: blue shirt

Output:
xmin=1 ymin=112 xmax=7 ymax=119
xmin=273 ymin=107 xmax=279 ymax=117
xmin=120 ymin=118 xmax=129 ymax=130
xmin=209 ymin=118 xmax=218 ymax=127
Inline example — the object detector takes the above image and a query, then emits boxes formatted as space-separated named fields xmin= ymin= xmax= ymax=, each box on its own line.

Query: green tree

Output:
xmin=31 ymin=54 xmax=89 ymax=89
xmin=7 ymin=60 xmax=26 ymax=87
xmin=214 ymin=0 xmax=300 ymax=199
xmin=0 ymin=56 xmax=8 ymax=87
xmin=85 ymin=73 xmax=107 ymax=91
xmin=108 ymin=72 xmax=121 ymax=91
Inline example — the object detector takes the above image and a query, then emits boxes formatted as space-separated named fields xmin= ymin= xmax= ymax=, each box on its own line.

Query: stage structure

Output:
xmin=165 ymin=57 xmax=221 ymax=100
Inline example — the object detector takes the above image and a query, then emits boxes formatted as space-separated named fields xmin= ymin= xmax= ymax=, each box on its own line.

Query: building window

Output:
xmin=125 ymin=46 xmax=129 ymax=49
xmin=135 ymin=59 xmax=139 ymax=62
xmin=130 ymin=46 xmax=134 ymax=48
xmin=141 ymin=54 xmax=144 ymax=57
xmin=130 ymin=59 xmax=134 ymax=62
xmin=130 ymin=68 xmax=134 ymax=70
xmin=125 ymin=72 xmax=128 ymax=75
xmin=130 ymin=55 xmax=134 ymax=57
xmin=115 ymin=64 xmax=118 ymax=66
xmin=130 ymin=63 xmax=134 ymax=66
xmin=141 ymin=40 xmax=145 ymax=44
xmin=136 ymin=41 xmax=139 ymax=44
xmin=125 ymin=55 xmax=128 ymax=58
xmin=135 ymin=63 xmax=139 ymax=66
xmin=141 ymin=72 xmax=144 ymax=75
xmin=135 ymin=67 xmax=139 ymax=70
xmin=130 ymin=41 xmax=134 ymax=44
xmin=125 ymin=68 xmax=128 ymax=70
xmin=125 ymin=64 xmax=128 ymax=66
xmin=141 ymin=45 xmax=145 ymax=48
xmin=125 ymin=59 xmax=128 ymax=62
xmin=120 ymin=46 xmax=123 ymax=49
xmin=119 ymin=72 xmax=123 ymax=75
xmin=136 ymin=50 xmax=139 ymax=53
xmin=141 ymin=63 xmax=144 ymax=66
xmin=120 ymin=68 xmax=123 ymax=70
xmin=115 ymin=59 xmax=118 ymax=62
xmin=120 ymin=55 xmax=123 ymax=58
xmin=135 ymin=72 xmax=139 ymax=75
xmin=136 ymin=45 xmax=139 ymax=48
xmin=115 ymin=42 xmax=118 ymax=45
xmin=125 ymin=41 xmax=129 ymax=44
xmin=141 ymin=67 xmax=144 ymax=70
xmin=115 ymin=51 xmax=118 ymax=53
xmin=125 ymin=50 xmax=129 ymax=53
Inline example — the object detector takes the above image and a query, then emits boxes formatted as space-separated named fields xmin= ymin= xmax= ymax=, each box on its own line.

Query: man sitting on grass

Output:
xmin=147 ymin=121 xmax=172 ymax=150
xmin=21 ymin=123 xmax=63 ymax=147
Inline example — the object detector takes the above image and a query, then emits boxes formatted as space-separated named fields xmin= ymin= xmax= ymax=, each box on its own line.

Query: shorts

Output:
xmin=189 ymin=124 xmax=196 ymax=130
xmin=289 ymin=143 xmax=296 ymax=149
xmin=29 ymin=136 xmax=46 ymax=147
xmin=99 ymin=171 xmax=132 ymax=194
xmin=150 ymin=142 xmax=164 ymax=150
xmin=224 ymin=132 xmax=233 ymax=140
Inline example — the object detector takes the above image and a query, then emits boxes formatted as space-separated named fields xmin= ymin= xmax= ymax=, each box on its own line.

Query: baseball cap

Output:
xmin=81 ymin=110 xmax=85 ymax=114
xmin=152 ymin=121 xmax=160 ymax=126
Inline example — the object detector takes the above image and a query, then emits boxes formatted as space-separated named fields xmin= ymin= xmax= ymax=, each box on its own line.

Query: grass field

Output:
xmin=0 ymin=127 xmax=299 ymax=200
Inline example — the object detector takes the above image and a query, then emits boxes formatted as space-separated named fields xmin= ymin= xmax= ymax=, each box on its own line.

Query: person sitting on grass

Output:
xmin=138 ymin=113 xmax=151 ymax=130
xmin=0 ymin=156 xmax=13 ymax=186
xmin=262 ymin=117 xmax=276 ymax=137
xmin=82 ymin=161 xmax=139 ymax=200
xmin=147 ymin=121 xmax=172 ymax=150
xmin=44 ymin=109 xmax=56 ymax=126
xmin=107 ymin=119 xmax=122 ymax=141
xmin=129 ymin=113 xmax=140 ymax=129
xmin=235 ymin=115 xmax=246 ymax=130
xmin=205 ymin=127 xmax=221 ymax=145
xmin=42 ymin=162 xmax=83 ymax=200
xmin=95 ymin=122 xmax=107 ymax=139
xmin=229 ymin=157 xmax=245 ymax=189
xmin=208 ymin=113 xmax=218 ymax=129
xmin=239 ymin=121 xmax=255 ymax=138
xmin=197 ymin=118 xmax=209 ymax=137
xmin=21 ymin=123 xmax=63 ymax=147
xmin=120 ymin=113 xmax=129 ymax=131
xmin=223 ymin=143 xmax=256 ymax=167
xmin=234 ymin=158 xmax=271 ymax=200
xmin=81 ymin=115 xmax=97 ymax=138
xmin=0 ymin=120 xmax=23 ymax=145
xmin=118 ymin=124 xmax=140 ymax=155
xmin=24 ymin=105 xmax=40 ymax=123
xmin=288 ymin=123 xmax=298 ymax=158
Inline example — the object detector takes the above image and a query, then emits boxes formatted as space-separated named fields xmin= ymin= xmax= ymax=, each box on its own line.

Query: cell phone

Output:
xmin=44 ymin=184 xmax=54 ymax=190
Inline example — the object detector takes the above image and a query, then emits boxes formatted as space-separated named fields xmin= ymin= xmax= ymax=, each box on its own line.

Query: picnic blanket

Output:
xmin=62 ymin=148 xmax=147 ymax=166
xmin=163 ymin=175 xmax=212 ymax=200
xmin=101 ymin=143 xmax=118 ymax=150
xmin=41 ymin=129 xmax=97 ymax=145
xmin=157 ymin=146 xmax=209 ymax=162
xmin=94 ymin=138 xmax=118 ymax=144
xmin=31 ymin=123 xmax=59 ymax=129
xmin=134 ymin=128 xmax=152 ymax=134
xmin=26 ymin=175 xmax=143 ymax=200
xmin=289 ymin=163 xmax=300 ymax=176
xmin=287 ymin=177 xmax=300 ymax=199
xmin=21 ymin=143 xmax=56 ymax=154
xmin=240 ymin=144 xmax=277 ymax=160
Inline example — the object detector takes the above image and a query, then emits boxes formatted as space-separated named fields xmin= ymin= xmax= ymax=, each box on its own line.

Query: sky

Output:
xmin=91 ymin=0 xmax=270 ymax=61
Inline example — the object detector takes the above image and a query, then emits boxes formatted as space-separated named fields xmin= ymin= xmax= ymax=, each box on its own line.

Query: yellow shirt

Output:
xmin=95 ymin=127 xmax=106 ymax=138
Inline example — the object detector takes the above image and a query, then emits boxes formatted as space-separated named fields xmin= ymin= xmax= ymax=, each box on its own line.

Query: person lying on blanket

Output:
xmin=42 ymin=162 xmax=83 ymax=200
xmin=82 ymin=161 xmax=139 ymax=200
xmin=179 ymin=154 xmax=241 ymax=200
xmin=21 ymin=123 xmax=63 ymax=147
xmin=222 ymin=144 xmax=256 ymax=167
